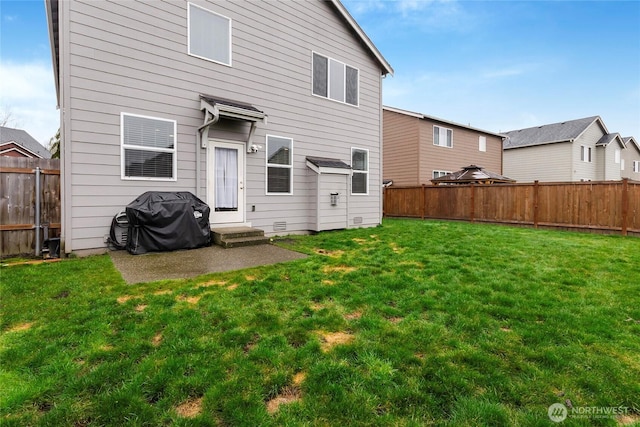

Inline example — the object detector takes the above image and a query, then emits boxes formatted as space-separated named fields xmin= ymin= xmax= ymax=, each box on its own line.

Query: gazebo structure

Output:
xmin=431 ymin=165 xmax=515 ymax=185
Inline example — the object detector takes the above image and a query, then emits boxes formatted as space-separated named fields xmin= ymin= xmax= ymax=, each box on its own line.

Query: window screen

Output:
xmin=189 ymin=3 xmax=231 ymax=65
xmin=312 ymin=53 xmax=328 ymax=97
xmin=352 ymin=148 xmax=368 ymax=194
xmin=122 ymin=114 xmax=176 ymax=180
xmin=266 ymin=135 xmax=293 ymax=194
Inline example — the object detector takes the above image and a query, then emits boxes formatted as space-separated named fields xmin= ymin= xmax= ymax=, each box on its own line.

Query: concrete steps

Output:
xmin=211 ymin=227 xmax=270 ymax=248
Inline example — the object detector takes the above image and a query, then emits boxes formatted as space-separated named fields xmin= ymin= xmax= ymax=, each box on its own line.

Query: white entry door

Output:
xmin=208 ymin=141 xmax=245 ymax=224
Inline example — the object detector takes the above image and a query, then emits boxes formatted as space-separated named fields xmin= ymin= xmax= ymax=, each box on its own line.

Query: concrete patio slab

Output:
xmin=110 ymin=244 xmax=307 ymax=284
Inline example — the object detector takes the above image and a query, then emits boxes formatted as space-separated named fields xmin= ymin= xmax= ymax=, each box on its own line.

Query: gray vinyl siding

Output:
xmin=572 ymin=122 xmax=604 ymax=181
xmin=621 ymin=145 xmax=640 ymax=180
xmin=503 ymin=143 xmax=573 ymax=182
xmin=317 ymin=174 xmax=348 ymax=231
xmin=601 ymin=143 xmax=622 ymax=181
xmin=62 ymin=0 xmax=383 ymax=251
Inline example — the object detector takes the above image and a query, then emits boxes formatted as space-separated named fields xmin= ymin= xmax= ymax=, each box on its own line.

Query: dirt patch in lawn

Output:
xmin=310 ymin=302 xmax=324 ymax=311
xmin=245 ymin=275 xmax=257 ymax=281
xmin=387 ymin=316 xmax=403 ymax=324
xmin=117 ymin=295 xmax=139 ymax=304
xmin=319 ymin=331 xmax=355 ymax=352
xmin=618 ymin=414 xmax=640 ymax=426
xmin=500 ymin=327 xmax=512 ymax=332
xmin=227 ymin=283 xmax=239 ymax=291
xmin=152 ymin=333 xmax=163 ymax=347
xmin=293 ymin=372 xmax=306 ymax=385
xmin=153 ymin=290 xmax=172 ymax=296
xmin=175 ymin=396 xmax=203 ymax=418
xmin=323 ymin=265 xmax=357 ymax=274
xmin=344 ymin=311 xmax=362 ymax=320
xmin=177 ymin=295 xmax=201 ymax=304
xmin=197 ymin=280 xmax=227 ymax=288
xmin=7 ymin=322 xmax=34 ymax=333
xmin=315 ymin=249 xmax=344 ymax=258
xmin=322 ymin=279 xmax=335 ymax=285
xmin=135 ymin=304 xmax=147 ymax=312
xmin=389 ymin=242 xmax=404 ymax=253
xmin=266 ymin=386 xmax=302 ymax=414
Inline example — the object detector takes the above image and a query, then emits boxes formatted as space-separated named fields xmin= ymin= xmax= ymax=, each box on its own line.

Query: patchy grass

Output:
xmin=1 ymin=219 xmax=639 ymax=426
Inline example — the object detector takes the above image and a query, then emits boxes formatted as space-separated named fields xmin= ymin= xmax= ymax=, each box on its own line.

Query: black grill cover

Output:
xmin=125 ymin=191 xmax=211 ymax=255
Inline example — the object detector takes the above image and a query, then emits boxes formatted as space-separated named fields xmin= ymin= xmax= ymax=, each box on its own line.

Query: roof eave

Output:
xmin=383 ymin=105 xmax=505 ymax=138
xmin=45 ymin=0 xmax=60 ymax=107
xmin=504 ymin=139 xmax=573 ymax=150
xmin=329 ymin=0 xmax=393 ymax=76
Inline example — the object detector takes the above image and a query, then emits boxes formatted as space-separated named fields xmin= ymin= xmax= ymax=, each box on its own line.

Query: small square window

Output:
xmin=121 ymin=113 xmax=177 ymax=180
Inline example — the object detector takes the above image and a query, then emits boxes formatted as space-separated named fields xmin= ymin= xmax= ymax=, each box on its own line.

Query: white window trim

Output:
xmin=187 ymin=2 xmax=232 ymax=67
xmin=433 ymin=125 xmax=453 ymax=148
xmin=265 ymin=134 xmax=293 ymax=196
xmin=479 ymin=135 xmax=487 ymax=152
xmin=433 ymin=170 xmax=452 ymax=179
xmin=121 ymin=112 xmax=177 ymax=181
xmin=351 ymin=147 xmax=369 ymax=195
xmin=634 ymin=160 xmax=640 ymax=173
xmin=581 ymin=145 xmax=592 ymax=163
xmin=311 ymin=51 xmax=360 ymax=107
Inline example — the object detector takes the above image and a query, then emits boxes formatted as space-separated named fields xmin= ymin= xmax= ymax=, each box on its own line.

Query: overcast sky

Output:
xmin=1 ymin=0 xmax=639 ymax=147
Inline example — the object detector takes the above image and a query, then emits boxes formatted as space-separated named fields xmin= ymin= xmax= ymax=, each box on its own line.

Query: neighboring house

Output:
xmin=0 ymin=126 xmax=51 ymax=158
xmin=46 ymin=0 xmax=392 ymax=254
xmin=503 ymin=116 xmax=629 ymax=182
xmin=621 ymin=137 xmax=640 ymax=180
xmin=383 ymin=106 xmax=504 ymax=186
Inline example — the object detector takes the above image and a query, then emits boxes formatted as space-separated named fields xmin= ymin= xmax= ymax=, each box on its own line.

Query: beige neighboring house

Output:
xmin=621 ymin=137 xmax=640 ymax=180
xmin=383 ymin=106 xmax=505 ymax=186
xmin=503 ymin=116 xmax=631 ymax=182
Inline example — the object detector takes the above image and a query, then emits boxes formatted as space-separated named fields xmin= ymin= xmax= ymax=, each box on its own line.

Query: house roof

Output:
xmin=46 ymin=0 xmax=393 ymax=106
xmin=0 ymin=126 xmax=51 ymax=159
xmin=503 ymin=116 xmax=606 ymax=150
xmin=595 ymin=133 xmax=625 ymax=148
xmin=383 ymin=105 xmax=505 ymax=138
xmin=431 ymin=165 xmax=514 ymax=185
xmin=623 ymin=137 xmax=640 ymax=154
xmin=306 ymin=156 xmax=351 ymax=169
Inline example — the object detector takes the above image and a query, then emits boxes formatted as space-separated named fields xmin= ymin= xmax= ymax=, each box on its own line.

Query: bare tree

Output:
xmin=0 ymin=105 xmax=20 ymax=128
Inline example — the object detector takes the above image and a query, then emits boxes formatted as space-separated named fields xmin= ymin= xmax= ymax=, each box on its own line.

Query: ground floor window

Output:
xmin=351 ymin=148 xmax=368 ymax=194
xmin=121 ymin=113 xmax=176 ymax=180
xmin=266 ymin=135 xmax=293 ymax=194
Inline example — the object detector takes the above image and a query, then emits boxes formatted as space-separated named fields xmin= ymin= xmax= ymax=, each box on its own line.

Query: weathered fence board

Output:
xmin=384 ymin=180 xmax=640 ymax=237
xmin=0 ymin=157 xmax=61 ymax=257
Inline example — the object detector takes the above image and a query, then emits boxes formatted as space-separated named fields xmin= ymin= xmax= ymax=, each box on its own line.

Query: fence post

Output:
xmin=470 ymin=183 xmax=475 ymax=222
xmin=421 ymin=184 xmax=426 ymax=220
xmin=621 ymin=178 xmax=629 ymax=236
xmin=533 ymin=180 xmax=539 ymax=228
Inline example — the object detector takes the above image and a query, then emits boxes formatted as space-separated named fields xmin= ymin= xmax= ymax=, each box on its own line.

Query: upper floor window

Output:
xmin=266 ymin=135 xmax=293 ymax=194
xmin=351 ymin=148 xmax=368 ymax=194
xmin=479 ymin=136 xmax=486 ymax=152
xmin=614 ymin=148 xmax=621 ymax=164
xmin=188 ymin=3 xmax=231 ymax=66
xmin=312 ymin=52 xmax=359 ymax=106
xmin=633 ymin=161 xmax=640 ymax=173
xmin=121 ymin=113 xmax=177 ymax=181
xmin=433 ymin=125 xmax=453 ymax=148
xmin=580 ymin=145 xmax=592 ymax=163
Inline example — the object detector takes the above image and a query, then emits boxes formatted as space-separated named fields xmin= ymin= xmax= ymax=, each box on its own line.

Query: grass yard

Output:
xmin=1 ymin=219 xmax=639 ymax=426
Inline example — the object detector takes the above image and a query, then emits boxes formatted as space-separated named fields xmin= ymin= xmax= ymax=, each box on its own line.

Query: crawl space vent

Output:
xmin=353 ymin=216 xmax=363 ymax=224
xmin=273 ymin=221 xmax=287 ymax=231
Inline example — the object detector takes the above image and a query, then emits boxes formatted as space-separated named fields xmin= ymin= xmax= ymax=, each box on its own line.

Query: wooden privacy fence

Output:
xmin=1 ymin=157 xmax=61 ymax=257
xmin=384 ymin=179 xmax=640 ymax=237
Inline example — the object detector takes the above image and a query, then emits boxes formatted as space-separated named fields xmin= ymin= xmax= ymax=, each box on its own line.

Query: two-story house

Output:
xmin=622 ymin=137 xmax=640 ymax=181
xmin=382 ymin=106 xmax=505 ymax=186
xmin=503 ymin=116 xmax=632 ymax=182
xmin=46 ymin=0 xmax=392 ymax=255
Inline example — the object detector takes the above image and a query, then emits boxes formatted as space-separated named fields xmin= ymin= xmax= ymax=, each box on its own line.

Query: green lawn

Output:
xmin=1 ymin=219 xmax=639 ymax=426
